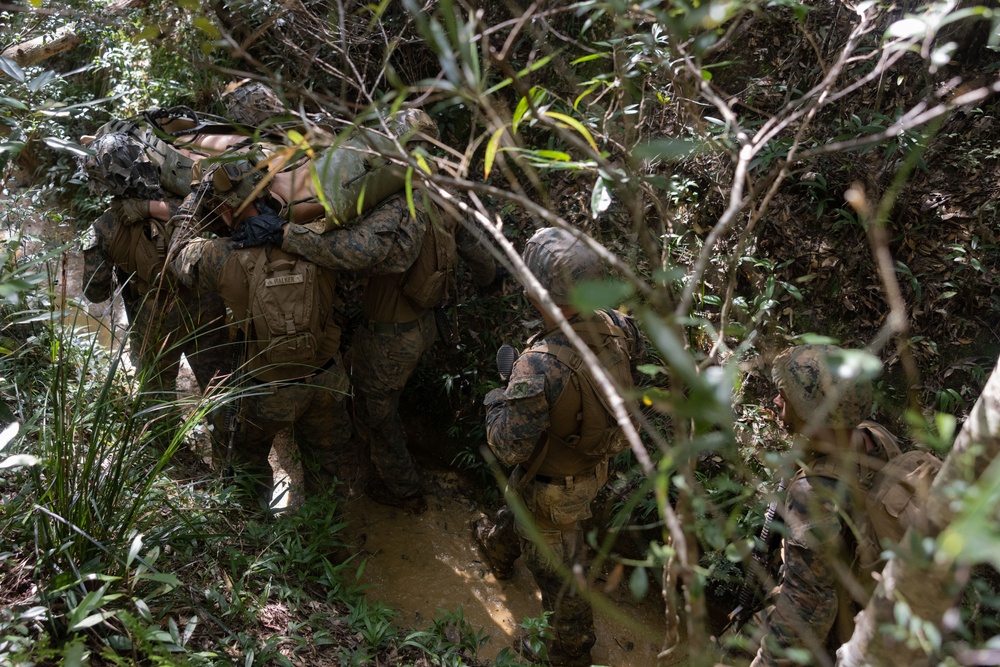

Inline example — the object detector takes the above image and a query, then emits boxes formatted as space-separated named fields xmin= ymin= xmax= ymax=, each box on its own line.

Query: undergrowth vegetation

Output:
xmin=3 ymin=0 xmax=1000 ymax=665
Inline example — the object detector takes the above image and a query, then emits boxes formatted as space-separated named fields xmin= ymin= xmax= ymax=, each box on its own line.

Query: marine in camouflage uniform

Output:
xmin=83 ymin=198 xmax=229 ymax=398
xmin=169 ymin=189 xmax=358 ymax=506
xmin=751 ymin=344 xmax=892 ymax=667
xmin=233 ymin=191 xmax=497 ymax=513
xmin=221 ymin=80 xmax=287 ymax=126
xmin=80 ymin=132 xmax=229 ymax=402
xmin=473 ymin=228 xmax=643 ymax=667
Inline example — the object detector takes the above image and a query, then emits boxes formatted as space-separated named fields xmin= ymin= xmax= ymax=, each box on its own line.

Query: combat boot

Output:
xmin=472 ymin=517 xmax=515 ymax=580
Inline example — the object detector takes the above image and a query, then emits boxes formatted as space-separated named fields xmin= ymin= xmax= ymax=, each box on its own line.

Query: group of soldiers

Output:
xmin=78 ymin=82 xmax=935 ymax=667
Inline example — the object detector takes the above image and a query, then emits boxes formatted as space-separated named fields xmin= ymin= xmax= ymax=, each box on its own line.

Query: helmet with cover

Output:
xmin=80 ymin=132 xmax=164 ymax=199
xmin=222 ymin=80 xmax=286 ymax=126
xmin=521 ymin=227 xmax=603 ymax=306
xmin=771 ymin=343 xmax=875 ymax=429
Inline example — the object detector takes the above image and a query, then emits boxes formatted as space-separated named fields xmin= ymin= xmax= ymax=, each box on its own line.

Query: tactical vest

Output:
xmin=218 ymin=246 xmax=340 ymax=383
xmin=96 ymin=118 xmax=197 ymax=197
xmin=527 ymin=310 xmax=636 ymax=478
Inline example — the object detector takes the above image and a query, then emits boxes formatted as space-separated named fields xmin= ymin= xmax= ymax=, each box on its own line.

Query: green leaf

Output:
xmin=637 ymin=364 xmax=665 ymax=377
xmin=127 ymin=533 xmax=144 ymax=568
xmin=69 ymin=610 xmax=117 ymax=631
xmin=629 ymin=566 xmax=649 ymax=598
xmin=0 ymin=56 xmax=25 ymax=83
xmin=542 ymin=111 xmax=598 ymax=152
xmin=536 ymin=149 xmax=570 ymax=161
xmin=484 ymin=127 xmax=504 ymax=179
xmin=193 ymin=17 xmax=220 ymax=38
xmin=512 ymin=95 xmax=530 ymax=134
xmin=64 ymin=640 xmax=86 ymax=667
xmin=570 ymin=53 xmax=609 ymax=65
xmin=0 ymin=96 xmax=28 ymax=111
xmin=570 ymin=279 xmax=633 ymax=313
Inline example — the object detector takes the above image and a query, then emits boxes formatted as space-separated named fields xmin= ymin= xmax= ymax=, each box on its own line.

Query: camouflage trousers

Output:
xmin=347 ymin=309 xmax=436 ymax=499
xmin=211 ymin=353 xmax=352 ymax=506
xmin=479 ymin=463 xmax=609 ymax=666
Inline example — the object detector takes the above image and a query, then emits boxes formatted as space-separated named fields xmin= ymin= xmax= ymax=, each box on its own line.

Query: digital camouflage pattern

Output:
xmin=81 ymin=133 xmax=165 ymax=199
xmin=771 ymin=344 xmax=874 ymax=429
xmin=82 ymin=201 xmax=229 ymax=396
xmin=750 ymin=474 xmax=855 ymax=667
xmin=479 ymin=304 xmax=641 ymax=666
xmin=348 ymin=310 xmax=436 ymax=501
xmin=522 ymin=227 xmax=603 ymax=306
xmin=222 ymin=80 xmax=286 ymax=126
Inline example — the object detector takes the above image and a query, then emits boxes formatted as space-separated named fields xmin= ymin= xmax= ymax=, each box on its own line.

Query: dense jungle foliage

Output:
xmin=2 ymin=0 xmax=1000 ymax=665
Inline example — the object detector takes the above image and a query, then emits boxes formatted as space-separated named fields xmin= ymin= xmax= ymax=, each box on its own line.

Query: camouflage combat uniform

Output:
xmin=82 ymin=198 xmax=229 ymax=398
xmin=478 ymin=307 xmax=642 ymax=667
xmin=170 ymin=233 xmax=351 ymax=505
xmin=751 ymin=344 xmax=885 ymax=667
xmin=275 ymin=191 xmax=495 ymax=508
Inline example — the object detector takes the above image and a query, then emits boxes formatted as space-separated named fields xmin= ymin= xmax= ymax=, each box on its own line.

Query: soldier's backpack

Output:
xmin=401 ymin=199 xmax=458 ymax=309
xmin=236 ymin=247 xmax=328 ymax=380
xmin=847 ymin=421 xmax=943 ymax=570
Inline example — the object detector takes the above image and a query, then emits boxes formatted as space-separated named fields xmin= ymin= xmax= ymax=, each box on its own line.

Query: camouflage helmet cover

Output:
xmin=222 ymin=80 xmax=286 ymax=126
xmin=80 ymin=132 xmax=164 ymax=199
xmin=771 ymin=344 xmax=875 ymax=429
xmin=521 ymin=227 xmax=603 ymax=306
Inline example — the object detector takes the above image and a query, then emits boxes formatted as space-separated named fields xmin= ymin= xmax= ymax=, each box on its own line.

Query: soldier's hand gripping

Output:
xmin=230 ymin=202 xmax=285 ymax=249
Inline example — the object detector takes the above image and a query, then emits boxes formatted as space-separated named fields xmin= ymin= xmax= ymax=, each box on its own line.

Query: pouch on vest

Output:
xmin=239 ymin=248 xmax=321 ymax=373
xmin=402 ymin=198 xmax=457 ymax=309
xmin=108 ymin=216 xmax=171 ymax=295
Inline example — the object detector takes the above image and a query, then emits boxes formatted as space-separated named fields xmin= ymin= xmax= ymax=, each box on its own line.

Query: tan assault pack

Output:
xmin=537 ymin=311 xmax=636 ymax=462
xmin=861 ymin=421 xmax=942 ymax=547
xmin=401 ymin=199 xmax=457 ymax=309
xmin=236 ymin=248 xmax=326 ymax=380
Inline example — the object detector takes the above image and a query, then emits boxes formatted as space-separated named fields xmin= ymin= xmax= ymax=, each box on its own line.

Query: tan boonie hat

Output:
xmin=771 ymin=344 xmax=876 ymax=429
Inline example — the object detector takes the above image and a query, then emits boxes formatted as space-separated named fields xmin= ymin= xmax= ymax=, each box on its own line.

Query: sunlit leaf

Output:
xmin=193 ymin=17 xmax=220 ymax=38
xmin=0 ymin=454 xmax=39 ymax=469
xmin=887 ymin=18 xmax=927 ymax=39
xmin=542 ymin=111 xmax=598 ymax=152
xmin=69 ymin=611 xmax=117 ymax=631
xmin=43 ymin=137 xmax=91 ymax=157
xmin=26 ymin=70 xmax=56 ymax=93
xmin=127 ymin=533 xmax=144 ymax=568
xmin=0 ymin=421 xmax=18 ymax=452
xmin=136 ymin=25 xmax=161 ymax=42
xmin=512 ymin=96 xmax=530 ymax=134
xmin=484 ymin=127 xmax=505 ymax=179
xmin=590 ymin=176 xmax=612 ymax=218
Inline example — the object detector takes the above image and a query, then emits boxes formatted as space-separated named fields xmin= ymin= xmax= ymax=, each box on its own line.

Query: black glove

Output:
xmin=231 ymin=204 xmax=285 ymax=249
xmin=496 ymin=344 xmax=518 ymax=383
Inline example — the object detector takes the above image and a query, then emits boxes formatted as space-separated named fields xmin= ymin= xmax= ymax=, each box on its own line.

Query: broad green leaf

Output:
xmin=134 ymin=598 xmax=152 ymax=622
xmin=0 ymin=454 xmax=38 ymax=469
xmin=570 ymin=279 xmax=633 ymax=313
xmin=0 ymin=142 xmax=25 ymax=156
xmin=69 ymin=611 xmax=117 ymax=631
xmin=542 ymin=111 xmax=598 ymax=152
xmin=26 ymin=70 xmax=55 ymax=93
xmin=484 ymin=127 xmax=505 ymax=178
xmin=0 ymin=96 xmax=27 ymax=110
xmin=0 ymin=421 xmax=17 ymax=452
xmin=0 ymin=56 xmax=25 ymax=83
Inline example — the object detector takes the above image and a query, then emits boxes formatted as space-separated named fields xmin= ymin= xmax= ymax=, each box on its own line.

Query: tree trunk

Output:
xmin=837 ymin=355 xmax=1000 ymax=667
xmin=1 ymin=0 xmax=148 ymax=69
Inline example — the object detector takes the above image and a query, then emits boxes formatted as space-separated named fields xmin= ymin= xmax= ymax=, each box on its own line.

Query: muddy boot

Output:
xmin=366 ymin=476 xmax=428 ymax=514
xmin=472 ymin=517 xmax=515 ymax=580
